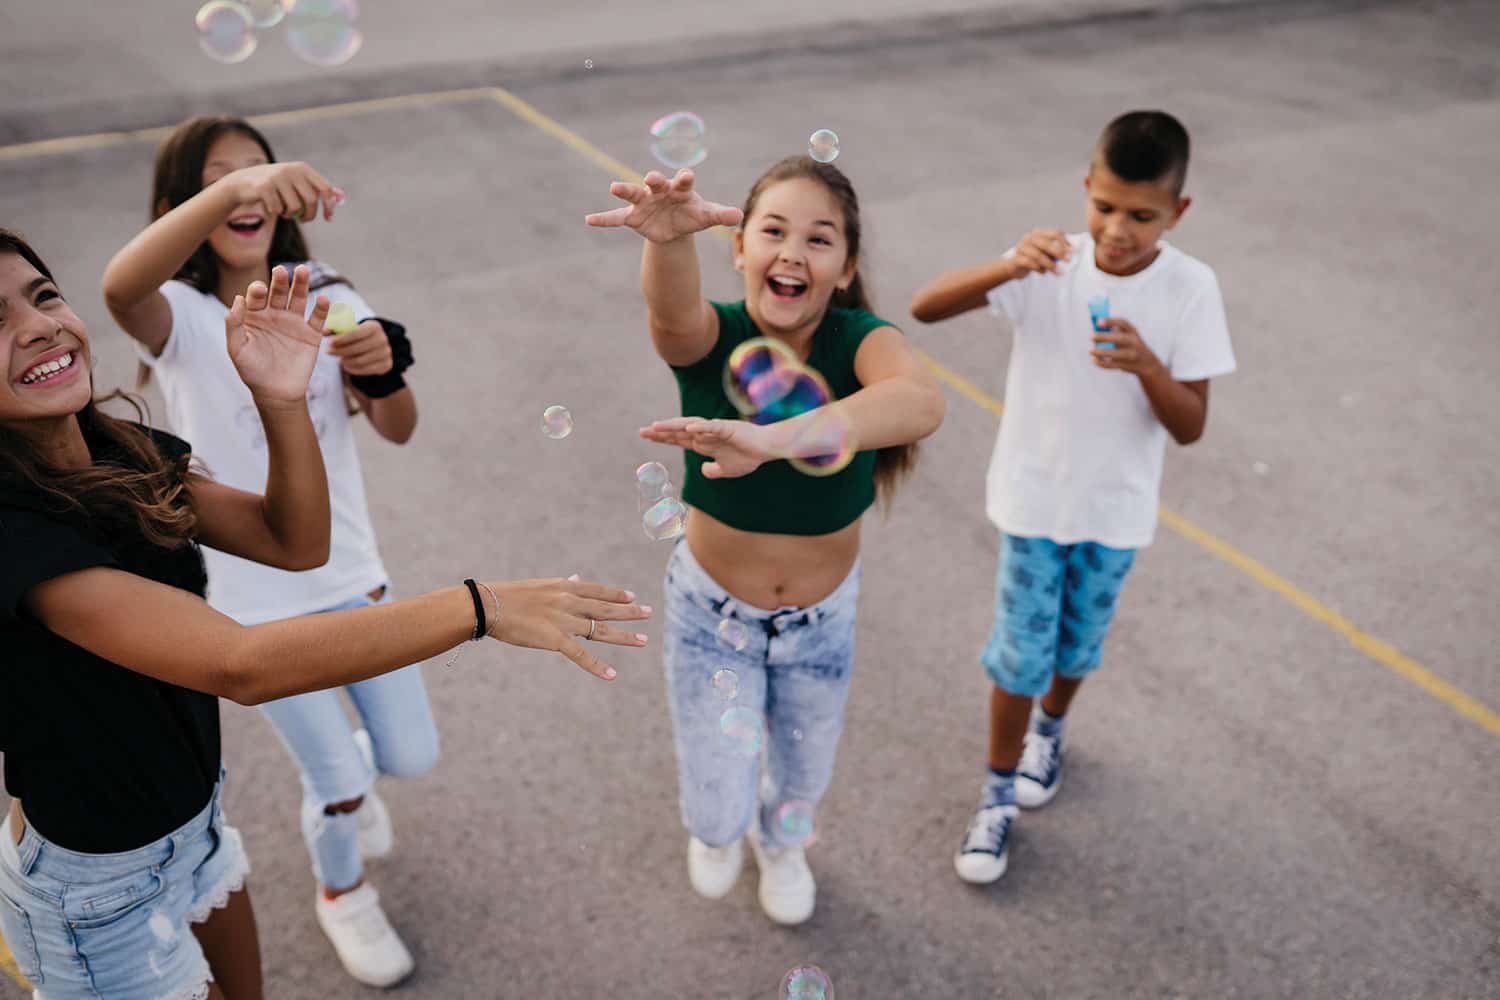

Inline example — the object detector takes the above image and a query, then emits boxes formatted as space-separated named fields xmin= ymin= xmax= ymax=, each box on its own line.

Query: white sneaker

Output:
xmin=1015 ymin=727 xmax=1063 ymax=809
xmin=747 ymin=826 xmax=815 ymax=925
xmin=687 ymin=836 xmax=743 ymax=899
xmin=314 ymin=882 xmax=415 ymax=988
xmin=954 ymin=804 xmax=1017 ymax=885
xmin=355 ymin=789 xmax=394 ymax=860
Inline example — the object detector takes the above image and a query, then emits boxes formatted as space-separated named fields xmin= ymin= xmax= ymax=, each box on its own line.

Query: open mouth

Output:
xmin=767 ymin=275 xmax=808 ymax=300
xmin=227 ymin=216 xmax=267 ymax=237
xmin=19 ymin=350 xmax=78 ymax=386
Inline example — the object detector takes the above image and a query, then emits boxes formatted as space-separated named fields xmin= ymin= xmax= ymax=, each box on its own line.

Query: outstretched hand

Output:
xmin=584 ymin=169 xmax=744 ymax=244
xmin=225 ymin=265 xmax=329 ymax=407
xmin=485 ymin=575 xmax=653 ymax=681
xmin=640 ymin=417 xmax=772 ymax=479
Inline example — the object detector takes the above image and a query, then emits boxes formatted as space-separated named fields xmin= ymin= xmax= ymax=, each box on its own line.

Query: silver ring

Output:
xmin=586 ymin=619 xmax=597 ymax=641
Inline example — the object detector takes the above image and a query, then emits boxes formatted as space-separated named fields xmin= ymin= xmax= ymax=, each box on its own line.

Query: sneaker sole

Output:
xmin=954 ymin=850 xmax=1008 ymax=884
xmin=1016 ymin=772 xmax=1061 ymax=809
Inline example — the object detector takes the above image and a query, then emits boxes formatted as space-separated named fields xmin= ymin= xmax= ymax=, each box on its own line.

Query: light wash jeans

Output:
xmin=258 ymin=586 xmax=439 ymax=891
xmin=662 ymin=540 xmax=860 ymax=850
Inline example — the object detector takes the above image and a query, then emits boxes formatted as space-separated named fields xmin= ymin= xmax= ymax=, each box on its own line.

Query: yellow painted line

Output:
xmin=1 ymin=935 xmax=30 ymax=991
xmin=0 ymin=89 xmax=495 ymax=162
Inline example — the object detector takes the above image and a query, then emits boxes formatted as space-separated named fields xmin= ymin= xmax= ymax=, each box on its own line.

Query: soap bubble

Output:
xmin=718 ymin=706 xmax=765 ymax=757
xmin=195 ymin=1 xmax=257 ymax=64
xmin=636 ymin=461 xmax=670 ymax=495
xmin=284 ymin=0 xmax=362 ymax=67
xmin=642 ymin=496 xmax=688 ymax=541
xmin=246 ymin=0 xmax=286 ymax=27
xmin=781 ymin=965 xmax=834 ymax=1000
xmin=541 ymin=405 xmax=573 ymax=439
xmin=649 ymin=111 xmax=708 ymax=170
xmin=711 ymin=667 xmax=739 ymax=700
xmin=791 ymin=728 xmax=804 ymax=742
xmin=784 ymin=402 xmax=856 ymax=478
xmin=715 ymin=618 xmax=749 ymax=653
xmin=808 ymin=129 xmax=840 ymax=164
xmin=584 ymin=58 xmax=594 ymax=69
xmin=723 ymin=337 xmax=801 ymax=417
xmin=774 ymin=800 xmax=817 ymax=847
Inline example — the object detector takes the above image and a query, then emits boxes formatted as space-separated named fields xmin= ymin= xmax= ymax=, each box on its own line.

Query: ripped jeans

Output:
xmin=661 ymin=540 xmax=860 ymax=850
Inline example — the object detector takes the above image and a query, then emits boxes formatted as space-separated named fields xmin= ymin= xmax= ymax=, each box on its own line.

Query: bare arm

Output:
xmin=188 ymin=399 xmax=329 ymax=570
xmin=910 ymin=229 xmax=1072 ymax=324
xmin=23 ymin=569 xmax=650 ymax=705
xmin=350 ymin=384 xmax=418 ymax=444
xmin=585 ymin=169 xmax=742 ymax=367
xmin=102 ymin=182 xmax=243 ymax=355
xmin=102 ymin=161 xmax=341 ymax=354
xmin=1139 ymin=374 xmax=1209 ymax=445
xmin=641 ymin=236 xmax=719 ymax=367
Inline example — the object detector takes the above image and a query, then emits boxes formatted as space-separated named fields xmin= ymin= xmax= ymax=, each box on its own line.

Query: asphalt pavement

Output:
xmin=1 ymin=0 xmax=1497 ymax=996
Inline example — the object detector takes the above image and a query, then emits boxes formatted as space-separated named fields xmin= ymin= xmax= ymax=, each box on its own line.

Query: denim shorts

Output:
xmin=980 ymin=533 xmax=1137 ymax=697
xmin=662 ymin=540 xmax=860 ymax=849
xmin=0 ymin=773 xmax=250 ymax=1000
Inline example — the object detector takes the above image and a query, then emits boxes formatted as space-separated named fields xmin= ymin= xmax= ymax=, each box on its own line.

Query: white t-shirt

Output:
xmin=139 ymin=266 xmax=390 ymax=624
xmin=984 ymin=233 xmax=1236 ymax=549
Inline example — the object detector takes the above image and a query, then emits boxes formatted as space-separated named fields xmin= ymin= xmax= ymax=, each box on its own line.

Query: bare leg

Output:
xmin=987 ymin=686 xmax=1033 ymax=771
xmin=1040 ymin=674 xmax=1084 ymax=719
xmin=192 ymin=886 xmax=264 ymax=1000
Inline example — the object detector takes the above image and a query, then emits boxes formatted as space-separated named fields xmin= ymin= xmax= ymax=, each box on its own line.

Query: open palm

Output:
xmin=225 ymin=265 xmax=329 ymax=404
xmin=585 ymin=169 xmax=743 ymax=244
xmin=640 ymin=417 xmax=770 ymax=478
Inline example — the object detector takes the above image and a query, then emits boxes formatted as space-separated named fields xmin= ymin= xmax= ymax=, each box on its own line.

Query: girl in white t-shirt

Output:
xmin=103 ymin=116 xmax=429 ymax=987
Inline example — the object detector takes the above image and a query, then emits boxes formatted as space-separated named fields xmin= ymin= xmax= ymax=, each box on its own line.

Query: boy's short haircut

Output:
xmin=1095 ymin=110 xmax=1191 ymax=195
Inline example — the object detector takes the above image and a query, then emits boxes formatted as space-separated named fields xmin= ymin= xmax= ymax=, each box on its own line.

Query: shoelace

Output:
xmin=962 ymin=806 xmax=1013 ymax=854
xmin=1019 ymin=729 xmax=1059 ymax=780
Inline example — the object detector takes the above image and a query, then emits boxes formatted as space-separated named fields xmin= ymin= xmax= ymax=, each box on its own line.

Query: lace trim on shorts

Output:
xmin=185 ymin=824 xmax=251 ymax=926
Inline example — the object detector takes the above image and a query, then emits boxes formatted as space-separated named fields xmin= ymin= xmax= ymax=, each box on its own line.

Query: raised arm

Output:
xmin=586 ymin=169 xmax=742 ymax=367
xmin=189 ymin=265 xmax=330 ymax=568
xmin=909 ymin=229 xmax=1071 ymax=324
xmin=24 ymin=567 xmax=651 ymax=704
xmin=102 ymin=161 xmax=340 ymax=354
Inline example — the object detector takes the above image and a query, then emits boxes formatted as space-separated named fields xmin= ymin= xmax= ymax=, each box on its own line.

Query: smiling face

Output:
xmin=0 ymin=252 xmax=93 ymax=433
xmin=200 ymin=128 xmax=274 ymax=272
xmin=733 ymin=176 xmax=857 ymax=342
xmin=1084 ymin=160 xmax=1190 ymax=276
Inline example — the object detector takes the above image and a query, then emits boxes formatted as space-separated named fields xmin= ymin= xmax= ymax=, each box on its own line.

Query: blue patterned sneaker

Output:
xmin=1015 ymin=726 xmax=1063 ymax=808
xmin=954 ymin=803 xmax=1017 ymax=884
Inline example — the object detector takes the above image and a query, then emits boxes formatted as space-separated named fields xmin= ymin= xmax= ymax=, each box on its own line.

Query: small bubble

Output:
xmin=711 ymin=667 xmax=739 ymax=700
xmin=781 ymin=964 xmax=834 ymax=1000
xmin=636 ymin=460 xmax=670 ymax=493
xmin=284 ymin=0 xmax=362 ymax=67
xmin=792 ymin=728 xmax=804 ymax=742
xmin=716 ymin=618 xmax=749 ymax=653
xmin=774 ymin=800 xmax=817 ymax=847
xmin=649 ymin=111 xmax=708 ymax=170
xmin=718 ymin=706 xmax=765 ymax=757
xmin=541 ymin=404 xmax=574 ymax=439
xmin=642 ymin=496 xmax=688 ymax=541
xmin=584 ymin=58 xmax=594 ymax=69
xmin=195 ymin=1 xmax=257 ymax=64
xmin=808 ymin=129 xmax=840 ymax=164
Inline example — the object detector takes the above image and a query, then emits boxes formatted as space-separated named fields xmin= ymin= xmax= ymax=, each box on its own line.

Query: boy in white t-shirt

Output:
xmin=910 ymin=111 xmax=1236 ymax=885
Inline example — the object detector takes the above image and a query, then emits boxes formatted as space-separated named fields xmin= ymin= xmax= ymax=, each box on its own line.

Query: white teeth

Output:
xmin=21 ymin=352 xmax=74 ymax=384
xmin=770 ymin=276 xmax=806 ymax=288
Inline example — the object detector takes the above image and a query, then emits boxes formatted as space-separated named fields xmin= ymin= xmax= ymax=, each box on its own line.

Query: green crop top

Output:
xmin=670 ymin=300 xmax=890 ymax=536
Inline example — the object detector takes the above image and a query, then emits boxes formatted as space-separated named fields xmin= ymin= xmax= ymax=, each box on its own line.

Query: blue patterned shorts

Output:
xmin=980 ymin=533 xmax=1137 ymax=696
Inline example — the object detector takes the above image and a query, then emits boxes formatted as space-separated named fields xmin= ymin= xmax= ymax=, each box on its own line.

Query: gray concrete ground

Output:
xmin=3 ymin=0 xmax=1499 ymax=997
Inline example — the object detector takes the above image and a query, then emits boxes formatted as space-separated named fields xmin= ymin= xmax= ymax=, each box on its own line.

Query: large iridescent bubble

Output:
xmin=284 ymin=0 xmax=363 ymax=67
xmin=196 ymin=1 xmax=257 ymax=64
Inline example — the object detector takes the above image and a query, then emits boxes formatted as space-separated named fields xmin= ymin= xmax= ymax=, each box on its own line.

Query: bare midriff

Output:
xmin=8 ymin=798 xmax=21 ymax=846
xmin=684 ymin=506 xmax=860 ymax=611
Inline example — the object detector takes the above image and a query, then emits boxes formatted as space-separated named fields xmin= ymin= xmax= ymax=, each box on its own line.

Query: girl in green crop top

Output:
xmin=586 ymin=156 xmax=945 ymax=925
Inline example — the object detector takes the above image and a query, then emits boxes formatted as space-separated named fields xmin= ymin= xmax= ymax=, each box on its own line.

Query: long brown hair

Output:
xmin=0 ymin=229 xmax=198 ymax=548
xmin=740 ymin=156 xmax=917 ymax=507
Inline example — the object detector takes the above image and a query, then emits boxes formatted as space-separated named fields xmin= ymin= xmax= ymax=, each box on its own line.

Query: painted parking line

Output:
xmin=0 ymin=942 xmax=28 ymax=991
